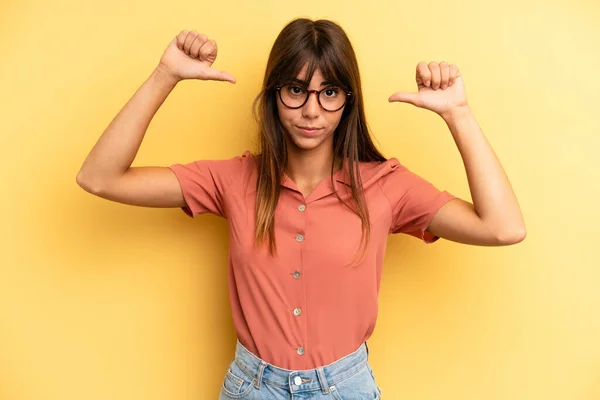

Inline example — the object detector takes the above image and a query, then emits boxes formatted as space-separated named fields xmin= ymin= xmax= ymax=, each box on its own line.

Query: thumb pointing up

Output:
xmin=388 ymin=91 xmax=421 ymax=106
xmin=387 ymin=67 xmax=467 ymax=116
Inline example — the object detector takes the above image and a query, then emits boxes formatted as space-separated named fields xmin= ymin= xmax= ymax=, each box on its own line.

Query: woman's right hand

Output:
xmin=157 ymin=30 xmax=236 ymax=84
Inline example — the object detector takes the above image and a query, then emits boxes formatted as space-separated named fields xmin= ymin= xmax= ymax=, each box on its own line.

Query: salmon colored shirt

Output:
xmin=169 ymin=151 xmax=456 ymax=370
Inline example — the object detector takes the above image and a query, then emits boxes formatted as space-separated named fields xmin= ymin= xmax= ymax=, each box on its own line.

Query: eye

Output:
xmin=288 ymin=86 xmax=305 ymax=95
xmin=323 ymin=87 xmax=340 ymax=97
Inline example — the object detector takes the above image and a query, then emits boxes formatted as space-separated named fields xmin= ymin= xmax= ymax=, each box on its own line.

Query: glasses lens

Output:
xmin=279 ymin=85 xmax=307 ymax=108
xmin=319 ymin=87 xmax=346 ymax=111
xmin=279 ymin=85 xmax=347 ymax=111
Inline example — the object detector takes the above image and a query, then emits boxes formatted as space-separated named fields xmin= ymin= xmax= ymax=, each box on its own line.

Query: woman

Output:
xmin=76 ymin=17 xmax=526 ymax=400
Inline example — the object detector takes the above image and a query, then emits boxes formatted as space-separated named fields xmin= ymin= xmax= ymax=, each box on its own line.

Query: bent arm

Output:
xmin=428 ymin=106 xmax=526 ymax=245
xmin=76 ymin=66 xmax=186 ymax=208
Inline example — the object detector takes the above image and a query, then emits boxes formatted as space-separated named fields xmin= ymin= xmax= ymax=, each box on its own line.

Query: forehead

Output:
xmin=297 ymin=63 xmax=323 ymax=79
xmin=298 ymin=63 xmax=321 ymax=78
xmin=295 ymin=63 xmax=328 ymax=87
xmin=280 ymin=58 xmax=345 ymax=90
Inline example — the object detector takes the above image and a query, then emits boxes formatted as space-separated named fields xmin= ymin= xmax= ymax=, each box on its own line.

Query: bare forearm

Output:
xmin=442 ymin=106 xmax=526 ymax=239
xmin=77 ymin=66 xmax=179 ymax=185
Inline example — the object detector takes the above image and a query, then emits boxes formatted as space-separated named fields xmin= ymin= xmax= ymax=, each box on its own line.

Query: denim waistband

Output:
xmin=232 ymin=339 xmax=370 ymax=395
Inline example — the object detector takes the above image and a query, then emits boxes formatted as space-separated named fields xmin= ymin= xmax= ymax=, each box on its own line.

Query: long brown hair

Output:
xmin=251 ymin=18 xmax=387 ymax=265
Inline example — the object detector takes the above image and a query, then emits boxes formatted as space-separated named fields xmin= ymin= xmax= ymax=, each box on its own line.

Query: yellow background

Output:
xmin=1 ymin=0 xmax=599 ymax=399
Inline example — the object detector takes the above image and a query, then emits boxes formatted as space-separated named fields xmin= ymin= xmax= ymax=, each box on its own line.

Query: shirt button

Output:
xmin=293 ymin=271 xmax=301 ymax=279
xmin=297 ymin=347 xmax=305 ymax=355
xmin=298 ymin=204 xmax=306 ymax=212
xmin=296 ymin=234 xmax=304 ymax=243
xmin=293 ymin=308 xmax=302 ymax=316
xmin=294 ymin=376 xmax=302 ymax=385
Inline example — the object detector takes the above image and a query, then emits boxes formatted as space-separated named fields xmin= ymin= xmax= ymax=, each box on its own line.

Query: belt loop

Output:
xmin=316 ymin=366 xmax=331 ymax=394
xmin=365 ymin=341 xmax=369 ymax=358
xmin=254 ymin=361 xmax=266 ymax=389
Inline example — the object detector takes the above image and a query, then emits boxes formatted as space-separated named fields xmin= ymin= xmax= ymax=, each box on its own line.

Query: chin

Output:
xmin=285 ymin=125 xmax=334 ymax=150
xmin=286 ymin=133 xmax=329 ymax=151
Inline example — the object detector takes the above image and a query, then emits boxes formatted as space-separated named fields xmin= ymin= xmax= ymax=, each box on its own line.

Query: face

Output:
xmin=276 ymin=63 xmax=346 ymax=154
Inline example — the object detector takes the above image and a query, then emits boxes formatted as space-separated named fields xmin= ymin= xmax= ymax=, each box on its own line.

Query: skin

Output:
xmin=277 ymin=59 xmax=526 ymax=245
xmin=276 ymin=64 xmax=345 ymax=198
xmin=389 ymin=61 xmax=526 ymax=245
xmin=77 ymin=25 xmax=526 ymax=247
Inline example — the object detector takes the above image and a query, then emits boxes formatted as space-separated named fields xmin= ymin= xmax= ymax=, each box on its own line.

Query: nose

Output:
xmin=302 ymin=91 xmax=321 ymax=117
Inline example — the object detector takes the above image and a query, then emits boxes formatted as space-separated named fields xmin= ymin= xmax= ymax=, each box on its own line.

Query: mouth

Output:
xmin=296 ymin=126 xmax=322 ymax=135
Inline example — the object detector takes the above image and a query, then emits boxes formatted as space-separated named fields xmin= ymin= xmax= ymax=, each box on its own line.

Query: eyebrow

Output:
xmin=290 ymin=78 xmax=335 ymax=87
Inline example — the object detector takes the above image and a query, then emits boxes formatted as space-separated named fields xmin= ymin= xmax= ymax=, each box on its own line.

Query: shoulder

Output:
xmin=229 ymin=150 xmax=256 ymax=171
xmin=216 ymin=149 xmax=255 ymax=167
xmin=203 ymin=150 xmax=257 ymax=173
xmin=361 ymin=157 xmax=435 ymax=201
xmin=356 ymin=157 xmax=402 ymax=186
xmin=169 ymin=150 xmax=258 ymax=188
xmin=214 ymin=150 xmax=258 ymax=185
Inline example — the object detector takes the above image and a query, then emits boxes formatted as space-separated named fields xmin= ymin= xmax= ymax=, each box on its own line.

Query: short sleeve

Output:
xmin=168 ymin=151 xmax=251 ymax=218
xmin=378 ymin=159 xmax=457 ymax=243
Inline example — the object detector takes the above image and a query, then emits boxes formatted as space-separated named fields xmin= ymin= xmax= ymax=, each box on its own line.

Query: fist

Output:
xmin=158 ymin=30 xmax=236 ymax=83
xmin=388 ymin=61 xmax=468 ymax=117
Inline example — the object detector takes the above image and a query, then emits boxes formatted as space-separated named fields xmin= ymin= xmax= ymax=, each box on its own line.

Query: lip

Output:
xmin=296 ymin=126 xmax=322 ymax=135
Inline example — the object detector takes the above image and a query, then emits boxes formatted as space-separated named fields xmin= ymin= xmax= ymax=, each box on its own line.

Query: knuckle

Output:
xmin=202 ymin=40 xmax=216 ymax=52
xmin=179 ymin=31 xmax=188 ymax=43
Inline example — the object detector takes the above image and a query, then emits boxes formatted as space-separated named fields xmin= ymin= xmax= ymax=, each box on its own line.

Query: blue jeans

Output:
xmin=218 ymin=339 xmax=382 ymax=399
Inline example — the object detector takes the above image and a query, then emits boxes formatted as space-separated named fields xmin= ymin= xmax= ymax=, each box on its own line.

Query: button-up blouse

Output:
xmin=168 ymin=151 xmax=456 ymax=370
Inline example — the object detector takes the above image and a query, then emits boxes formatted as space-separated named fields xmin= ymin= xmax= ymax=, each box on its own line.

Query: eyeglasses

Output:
xmin=275 ymin=84 xmax=352 ymax=112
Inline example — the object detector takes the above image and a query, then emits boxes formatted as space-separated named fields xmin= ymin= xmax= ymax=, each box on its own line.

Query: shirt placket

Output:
xmin=281 ymin=174 xmax=339 ymax=364
xmin=293 ymin=201 xmax=307 ymax=358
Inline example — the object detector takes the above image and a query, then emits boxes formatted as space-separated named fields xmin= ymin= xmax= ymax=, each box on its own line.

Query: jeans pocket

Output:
xmin=366 ymin=363 xmax=383 ymax=399
xmin=220 ymin=360 xmax=257 ymax=399
xmin=330 ymin=364 xmax=381 ymax=400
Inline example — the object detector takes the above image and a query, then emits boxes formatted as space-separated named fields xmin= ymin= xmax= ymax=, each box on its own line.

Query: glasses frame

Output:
xmin=275 ymin=84 xmax=353 ymax=112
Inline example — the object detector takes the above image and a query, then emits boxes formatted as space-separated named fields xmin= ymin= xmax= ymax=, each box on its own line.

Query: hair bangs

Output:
xmin=272 ymin=41 xmax=349 ymax=91
xmin=253 ymin=17 xmax=387 ymax=266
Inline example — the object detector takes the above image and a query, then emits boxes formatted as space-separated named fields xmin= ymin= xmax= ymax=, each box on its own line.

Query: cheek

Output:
xmin=327 ymin=112 xmax=344 ymax=130
xmin=276 ymin=101 xmax=294 ymax=125
xmin=275 ymin=101 xmax=284 ymax=119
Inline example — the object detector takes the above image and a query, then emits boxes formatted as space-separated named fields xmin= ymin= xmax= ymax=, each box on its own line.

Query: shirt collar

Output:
xmin=280 ymin=158 xmax=400 ymax=203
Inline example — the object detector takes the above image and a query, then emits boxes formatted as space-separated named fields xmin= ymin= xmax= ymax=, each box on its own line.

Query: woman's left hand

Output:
xmin=388 ymin=61 xmax=468 ymax=119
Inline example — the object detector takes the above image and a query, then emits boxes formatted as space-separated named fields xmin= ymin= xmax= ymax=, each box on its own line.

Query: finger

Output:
xmin=440 ymin=61 xmax=449 ymax=89
xmin=198 ymin=39 xmax=218 ymax=63
xmin=176 ymin=30 xmax=189 ymax=50
xmin=416 ymin=62 xmax=431 ymax=87
xmin=449 ymin=64 xmax=461 ymax=85
xmin=428 ymin=61 xmax=441 ymax=90
xmin=388 ymin=91 xmax=419 ymax=105
xmin=205 ymin=68 xmax=236 ymax=84
xmin=183 ymin=31 xmax=199 ymax=54
xmin=190 ymin=34 xmax=208 ymax=59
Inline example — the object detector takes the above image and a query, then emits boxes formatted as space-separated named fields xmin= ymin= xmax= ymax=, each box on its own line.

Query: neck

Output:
xmin=284 ymin=141 xmax=341 ymax=186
